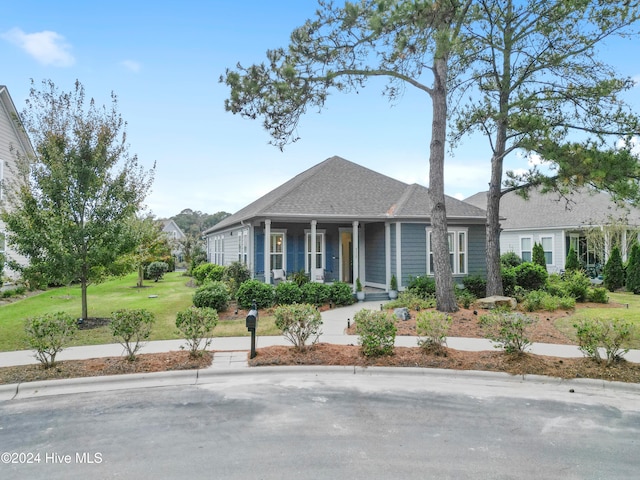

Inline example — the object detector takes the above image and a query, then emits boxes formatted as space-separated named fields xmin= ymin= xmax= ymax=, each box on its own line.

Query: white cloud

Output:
xmin=617 ymin=136 xmax=640 ymax=156
xmin=632 ymin=75 xmax=640 ymax=87
xmin=121 ymin=60 xmax=141 ymax=72
xmin=2 ymin=27 xmax=74 ymax=67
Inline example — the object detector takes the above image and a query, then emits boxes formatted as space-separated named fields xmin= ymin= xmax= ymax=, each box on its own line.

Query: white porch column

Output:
xmin=248 ymin=224 xmax=255 ymax=279
xmin=311 ymin=220 xmax=317 ymax=280
xmin=352 ymin=220 xmax=359 ymax=292
xmin=385 ymin=222 xmax=391 ymax=291
xmin=264 ymin=219 xmax=271 ymax=284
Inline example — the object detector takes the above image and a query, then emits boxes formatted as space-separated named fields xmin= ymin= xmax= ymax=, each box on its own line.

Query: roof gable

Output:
xmin=207 ymin=156 xmax=486 ymax=233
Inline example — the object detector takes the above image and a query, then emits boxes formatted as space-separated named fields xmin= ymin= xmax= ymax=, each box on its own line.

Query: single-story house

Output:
xmin=0 ymin=85 xmax=36 ymax=279
xmin=465 ymin=187 xmax=640 ymax=275
xmin=203 ymin=156 xmax=488 ymax=292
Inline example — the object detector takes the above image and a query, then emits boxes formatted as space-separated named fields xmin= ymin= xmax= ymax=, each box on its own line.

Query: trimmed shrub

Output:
xmin=223 ymin=261 xmax=251 ymax=297
xmin=626 ymin=243 xmax=640 ymax=294
xmin=514 ymin=262 xmax=548 ymax=291
xmin=236 ymin=279 xmax=274 ymax=309
xmin=24 ymin=312 xmax=77 ymax=368
xmin=565 ymin=245 xmax=581 ymax=272
xmin=273 ymin=303 xmax=323 ymax=351
xmin=501 ymin=266 xmax=517 ymax=296
xmin=301 ymin=282 xmax=331 ymax=305
xmin=545 ymin=273 xmax=567 ymax=298
xmin=603 ymin=245 xmax=625 ymax=292
xmin=110 ymin=309 xmax=155 ymax=361
xmin=330 ymin=281 xmax=355 ymax=306
xmin=192 ymin=263 xmax=225 ymax=284
xmin=416 ymin=311 xmax=451 ymax=352
xmin=355 ymin=309 xmax=397 ymax=357
xmin=146 ymin=261 xmax=169 ymax=282
xmin=481 ymin=311 xmax=537 ymax=354
xmin=193 ymin=281 xmax=230 ymax=311
xmin=574 ymin=317 xmax=635 ymax=365
xmin=407 ymin=275 xmax=436 ymax=299
xmin=275 ymin=281 xmax=303 ymax=305
xmin=561 ymin=270 xmax=591 ymax=302
xmin=588 ymin=287 xmax=609 ymax=304
xmin=532 ymin=242 xmax=547 ymax=270
xmin=175 ymin=306 xmax=219 ymax=357
xmin=386 ymin=291 xmax=436 ymax=311
xmin=500 ymin=251 xmax=522 ymax=268
xmin=462 ymin=275 xmax=486 ymax=298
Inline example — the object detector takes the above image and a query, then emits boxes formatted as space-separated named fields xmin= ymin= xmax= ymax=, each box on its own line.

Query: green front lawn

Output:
xmin=554 ymin=291 xmax=640 ymax=349
xmin=0 ymin=272 xmax=279 ymax=352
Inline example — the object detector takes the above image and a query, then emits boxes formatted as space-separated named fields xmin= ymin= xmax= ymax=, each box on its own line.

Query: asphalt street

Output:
xmin=1 ymin=368 xmax=639 ymax=480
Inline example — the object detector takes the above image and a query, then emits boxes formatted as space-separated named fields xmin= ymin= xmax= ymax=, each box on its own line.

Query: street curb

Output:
xmin=2 ymin=364 xmax=639 ymax=401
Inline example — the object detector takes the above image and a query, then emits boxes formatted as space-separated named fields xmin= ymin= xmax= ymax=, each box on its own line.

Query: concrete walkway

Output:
xmin=1 ymin=300 xmax=639 ymax=368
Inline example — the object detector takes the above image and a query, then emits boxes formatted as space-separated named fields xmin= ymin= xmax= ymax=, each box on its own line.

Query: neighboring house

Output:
xmin=203 ymin=156 xmax=488 ymax=292
xmin=0 ymin=85 xmax=35 ymax=279
xmin=465 ymin=188 xmax=640 ymax=275
xmin=161 ymin=219 xmax=186 ymax=262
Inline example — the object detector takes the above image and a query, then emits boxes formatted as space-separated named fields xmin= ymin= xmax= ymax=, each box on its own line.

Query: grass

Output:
xmin=554 ymin=291 xmax=640 ymax=349
xmin=0 ymin=272 xmax=280 ymax=352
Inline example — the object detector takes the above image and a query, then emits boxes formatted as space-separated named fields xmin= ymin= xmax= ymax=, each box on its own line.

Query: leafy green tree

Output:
xmin=171 ymin=208 xmax=230 ymax=237
xmin=603 ymin=245 xmax=625 ymax=292
xmin=625 ymin=243 xmax=640 ymax=294
xmin=565 ymin=246 xmax=581 ymax=273
xmin=221 ymin=0 xmax=474 ymax=312
xmin=453 ymin=0 xmax=640 ymax=296
xmin=532 ymin=242 xmax=547 ymax=271
xmin=1 ymin=80 xmax=154 ymax=319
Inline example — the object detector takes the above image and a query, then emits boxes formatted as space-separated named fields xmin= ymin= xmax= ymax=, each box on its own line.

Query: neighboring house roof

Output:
xmin=161 ymin=219 xmax=186 ymax=239
xmin=0 ymin=85 xmax=35 ymax=160
xmin=205 ymin=156 xmax=487 ymax=234
xmin=465 ymin=187 xmax=640 ymax=230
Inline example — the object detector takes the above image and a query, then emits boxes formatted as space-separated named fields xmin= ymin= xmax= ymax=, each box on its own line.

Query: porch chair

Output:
xmin=272 ymin=269 xmax=287 ymax=285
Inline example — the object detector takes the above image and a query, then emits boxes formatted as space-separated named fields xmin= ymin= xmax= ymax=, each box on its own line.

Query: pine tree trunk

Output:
xmin=430 ymin=54 xmax=458 ymax=313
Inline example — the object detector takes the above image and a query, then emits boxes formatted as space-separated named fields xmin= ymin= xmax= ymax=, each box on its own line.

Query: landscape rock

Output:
xmin=476 ymin=295 xmax=517 ymax=310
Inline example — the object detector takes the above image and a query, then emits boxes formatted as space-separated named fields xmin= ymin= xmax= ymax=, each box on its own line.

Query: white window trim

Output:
xmin=270 ymin=230 xmax=287 ymax=272
xmin=304 ymin=229 xmax=326 ymax=273
xmin=426 ymin=227 xmax=468 ymax=275
xmin=540 ymin=235 xmax=554 ymax=267
xmin=520 ymin=236 xmax=533 ymax=262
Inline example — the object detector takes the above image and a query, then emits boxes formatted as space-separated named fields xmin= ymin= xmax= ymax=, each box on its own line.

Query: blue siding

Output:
xmin=364 ymin=223 xmax=386 ymax=284
xmin=400 ymin=223 xmax=428 ymax=285
xmin=467 ymin=224 xmax=486 ymax=276
xmin=254 ymin=232 xmax=264 ymax=281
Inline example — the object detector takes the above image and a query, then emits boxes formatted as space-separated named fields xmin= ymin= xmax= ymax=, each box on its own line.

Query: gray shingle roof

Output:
xmin=206 ymin=156 xmax=487 ymax=233
xmin=465 ymin=187 xmax=640 ymax=230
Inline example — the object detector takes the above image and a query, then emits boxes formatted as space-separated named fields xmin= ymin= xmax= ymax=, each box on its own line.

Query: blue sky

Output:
xmin=2 ymin=1 xmax=639 ymax=219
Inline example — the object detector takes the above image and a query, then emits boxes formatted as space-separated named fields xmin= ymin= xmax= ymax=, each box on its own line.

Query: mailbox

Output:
xmin=246 ymin=310 xmax=258 ymax=331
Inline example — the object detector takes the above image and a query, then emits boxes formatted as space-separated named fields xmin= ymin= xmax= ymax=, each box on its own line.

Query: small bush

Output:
xmin=330 ymin=281 xmax=355 ymax=306
xmin=532 ymin=242 xmax=547 ymax=270
xmin=456 ymin=289 xmax=476 ymax=309
xmin=146 ymin=261 xmax=169 ymax=282
xmin=416 ymin=311 xmax=451 ymax=352
xmin=223 ymin=261 xmax=251 ymax=298
xmin=545 ymin=273 xmax=567 ymax=297
xmin=110 ymin=309 xmax=155 ymax=361
xmin=386 ymin=291 xmax=436 ymax=311
xmin=626 ymin=243 xmax=640 ymax=294
xmin=501 ymin=251 xmax=522 ymax=268
xmin=481 ymin=311 xmax=537 ymax=354
xmin=236 ymin=279 xmax=274 ymax=309
xmin=355 ymin=309 xmax=397 ymax=357
xmin=462 ymin=275 xmax=486 ymax=298
xmin=193 ymin=281 xmax=230 ymax=311
xmin=562 ymin=270 xmax=591 ymax=302
xmin=291 ymin=270 xmax=309 ymax=287
xmin=274 ymin=281 xmax=303 ymax=305
xmin=501 ymin=267 xmax=517 ymax=296
xmin=273 ymin=303 xmax=322 ymax=351
xmin=301 ymin=282 xmax=331 ymax=305
xmin=24 ymin=312 xmax=77 ymax=368
xmin=407 ymin=275 xmax=436 ymax=299
xmin=565 ymin=246 xmax=581 ymax=272
xmin=176 ymin=306 xmax=219 ymax=357
xmin=514 ymin=262 xmax=548 ymax=291
xmin=520 ymin=290 xmax=575 ymax=312
xmin=588 ymin=287 xmax=609 ymax=304
xmin=192 ymin=263 xmax=225 ymax=284
xmin=574 ymin=317 xmax=635 ymax=365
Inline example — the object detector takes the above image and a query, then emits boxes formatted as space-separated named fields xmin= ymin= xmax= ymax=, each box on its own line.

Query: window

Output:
xmin=427 ymin=228 xmax=467 ymax=275
xmin=520 ymin=237 xmax=532 ymax=262
xmin=238 ymin=229 xmax=248 ymax=265
xmin=270 ymin=232 xmax=285 ymax=270
xmin=305 ymin=231 xmax=325 ymax=272
xmin=541 ymin=236 xmax=553 ymax=265
xmin=212 ymin=235 xmax=224 ymax=265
